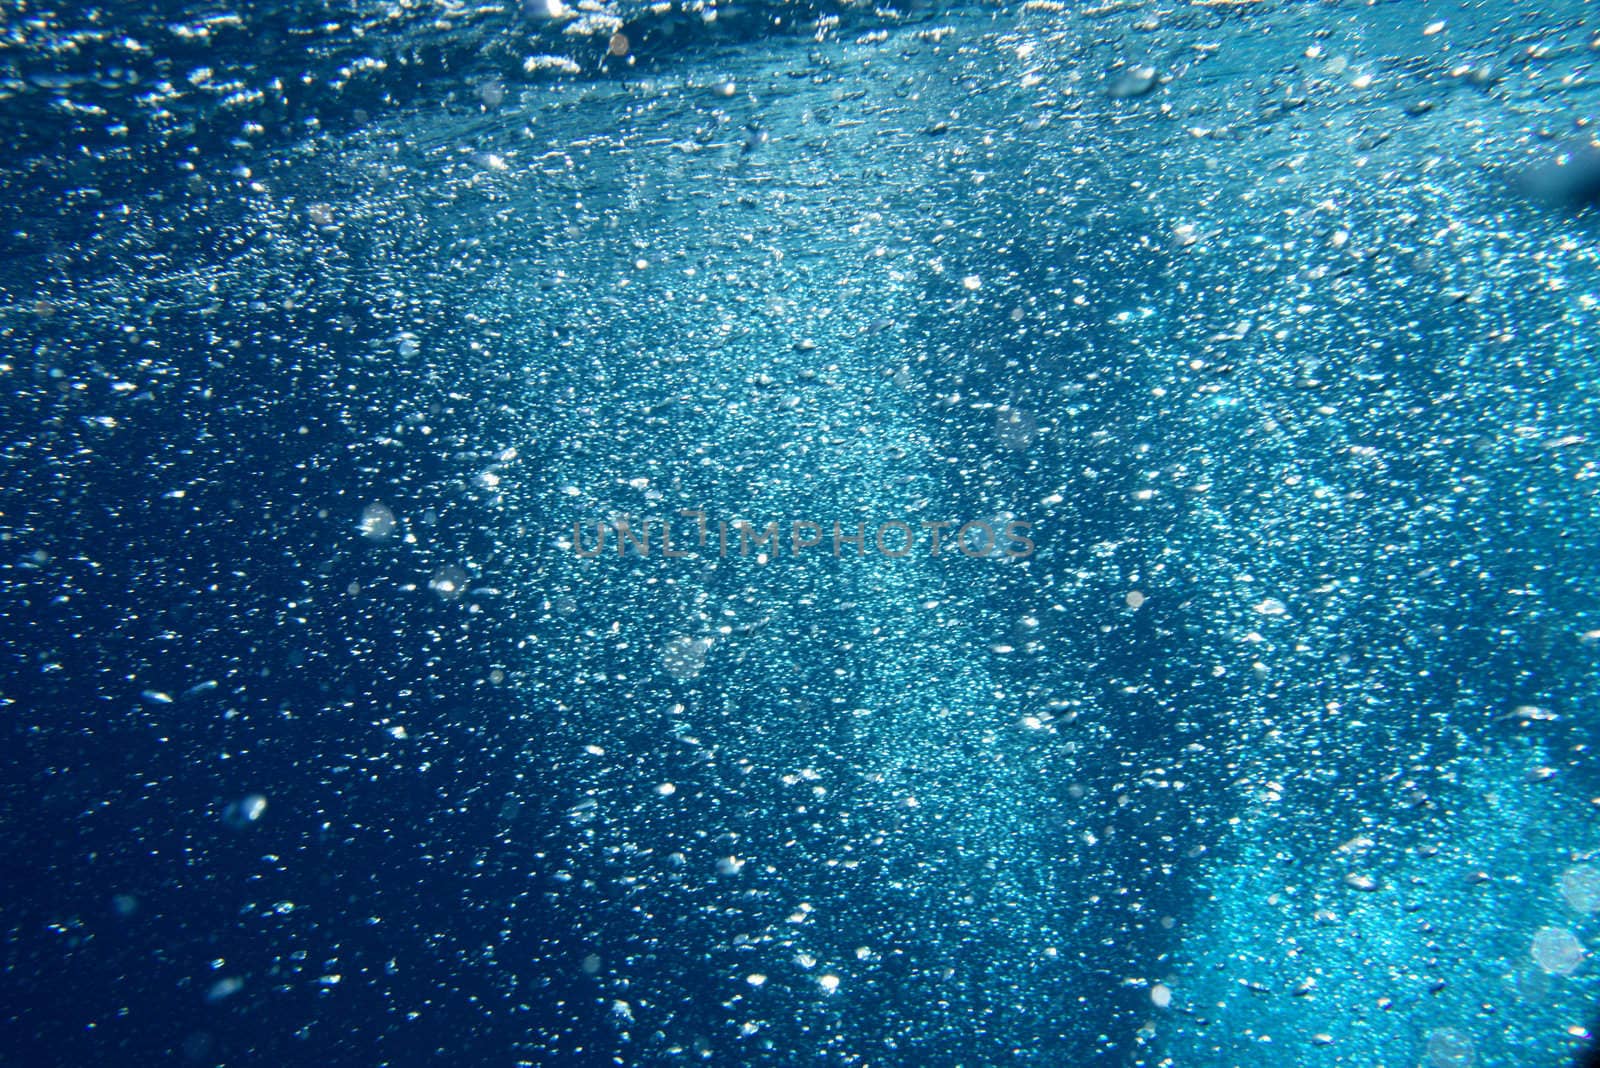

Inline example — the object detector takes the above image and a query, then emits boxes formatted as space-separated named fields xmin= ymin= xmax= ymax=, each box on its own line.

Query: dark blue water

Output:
xmin=3 ymin=1 xmax=1600 ymax=1065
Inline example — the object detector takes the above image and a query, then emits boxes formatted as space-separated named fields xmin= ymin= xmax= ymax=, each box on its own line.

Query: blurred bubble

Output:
xmin=181 ymin=1032 xmax=215 ymax=1062
xmin=204 ymin=976 xmax=244 ymax=1003
xmin=1425 ymin=1028 xmax=1474 ymax=1067
xmin=1532 ymin=926 xmax=1585 ymax=975
xmin=1560 ymin=865 xmax=1600 ymax=913
xmin=1108 ymin=64 xmax=1159 ymax=98
xmin=221 ymin=794 xmax=267 ymax=829
xmin=358 ymin=502 xmax=396 ymax=541
xmin=995 ymin=406 xmax=1037 ymax=451
xmin=429 ymin=565 xmax=470 ymax=600
xmin=660 ymin=635 xmax=712 ymax=681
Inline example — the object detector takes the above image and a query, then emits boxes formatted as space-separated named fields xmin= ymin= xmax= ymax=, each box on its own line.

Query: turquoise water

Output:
xmin=2 ymin=1 xmax=1599 ymax=1064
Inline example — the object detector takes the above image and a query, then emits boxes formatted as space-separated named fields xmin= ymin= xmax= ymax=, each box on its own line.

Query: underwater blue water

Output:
xmin=3 ymin=0 xmax=1600 ymax=1065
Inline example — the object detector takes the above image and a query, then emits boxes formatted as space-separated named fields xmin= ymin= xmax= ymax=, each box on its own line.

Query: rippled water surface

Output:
xmin=4 ymin=1 xmax=1600 ymax=1065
